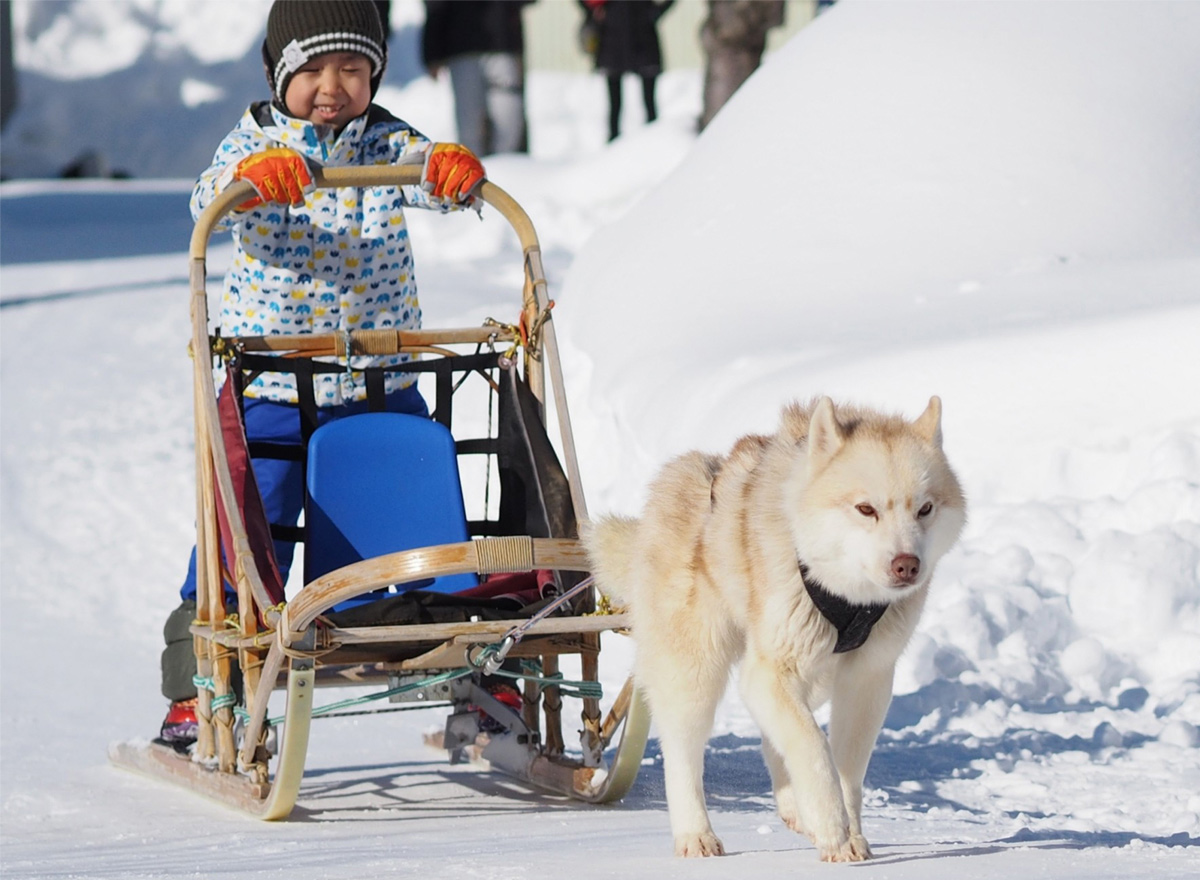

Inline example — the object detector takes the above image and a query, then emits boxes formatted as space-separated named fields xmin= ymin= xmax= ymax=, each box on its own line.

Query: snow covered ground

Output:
xmin=2 ymin=1 xmax=1199 ymax=877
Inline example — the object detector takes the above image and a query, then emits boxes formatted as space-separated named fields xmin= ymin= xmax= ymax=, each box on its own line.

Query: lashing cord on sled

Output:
xmin=235 ymin=668 xmax=475 ymax=726
xmin=257 ymin=579 xmax=605 ymax=725
xmin=483 ymin=300 xmax=554 ymax=364
xmin=487 ymin=664 xmax=603 ymax=700
xmin=213 ymin=660 xmax=601 ymax=728
xmin=467 ymin=575 xmax=596 ymax=675
xmin=193 ymin=676 xmax=238 ymax=713
xmin=194 ymin=588 xmax=606 ymax=728
xmin=193 ymin=579 xmax=609 ymax=724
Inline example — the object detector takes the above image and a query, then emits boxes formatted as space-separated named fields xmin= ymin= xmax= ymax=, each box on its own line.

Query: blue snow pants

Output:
xmin=178 ymin=384 xmax=429 ymax=601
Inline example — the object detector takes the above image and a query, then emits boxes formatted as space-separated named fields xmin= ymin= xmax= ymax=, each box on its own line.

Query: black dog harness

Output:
xmin=799 ymin=564 xmax=889 ymax=653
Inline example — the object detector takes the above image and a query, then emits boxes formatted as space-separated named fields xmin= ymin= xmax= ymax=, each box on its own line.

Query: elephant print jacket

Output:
xmin=191 ymin=101 xmax=461 ymax=405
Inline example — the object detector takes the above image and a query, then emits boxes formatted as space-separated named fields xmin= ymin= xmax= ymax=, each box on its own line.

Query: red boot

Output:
xmin=157 ymin=698 xmax=198 ymax=751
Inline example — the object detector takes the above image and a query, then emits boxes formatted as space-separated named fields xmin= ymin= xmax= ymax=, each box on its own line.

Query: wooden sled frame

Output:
xmin=111 ymin=166 xmax=648 ymax=819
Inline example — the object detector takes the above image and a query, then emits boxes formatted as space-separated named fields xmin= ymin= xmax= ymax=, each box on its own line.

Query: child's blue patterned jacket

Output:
xmin=191 ymin=101 xmax=459 ymax=406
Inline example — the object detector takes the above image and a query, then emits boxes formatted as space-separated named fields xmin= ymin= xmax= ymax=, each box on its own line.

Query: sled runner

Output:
xmin=109 ymin=166 xmax=648 ymax=819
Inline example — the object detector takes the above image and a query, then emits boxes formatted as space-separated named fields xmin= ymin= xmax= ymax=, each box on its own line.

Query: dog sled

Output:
xmin=109 ymin=165 xmax=648 ymax=819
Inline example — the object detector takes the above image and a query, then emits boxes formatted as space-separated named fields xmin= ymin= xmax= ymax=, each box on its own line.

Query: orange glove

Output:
xmin=231 ymin=148 xmax=314 ymax=211
xmin=422 ymin=143 xmax=486 ymax=202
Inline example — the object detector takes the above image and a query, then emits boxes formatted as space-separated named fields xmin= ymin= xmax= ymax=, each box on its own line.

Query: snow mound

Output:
xmin=563 ymin=0 xmax=1200 ymax=405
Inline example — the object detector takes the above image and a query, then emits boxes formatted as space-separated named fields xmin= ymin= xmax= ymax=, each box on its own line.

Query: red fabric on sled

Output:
xmin=214 ymin=379 xmax=287 ymax=609
xmin=452 ymin=569 xmax=555 ymax=606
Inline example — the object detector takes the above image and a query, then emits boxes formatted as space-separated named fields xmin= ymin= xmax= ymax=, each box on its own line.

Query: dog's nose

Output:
xmin=891 ymin=554 xmax=921 ymax=584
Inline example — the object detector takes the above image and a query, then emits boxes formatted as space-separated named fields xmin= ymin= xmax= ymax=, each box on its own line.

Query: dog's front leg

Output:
xmin=761 ymin=735 xmax=804 ymax=834
xmin=828 ymin=654 xmax=895 ymax=856
xmin=658 ymin=713 xmax=725 ymax=856
xmin=641 ymin=668 xmax=727 ymax=857
xmin=739 ymin=655 xmax=869 ymax=862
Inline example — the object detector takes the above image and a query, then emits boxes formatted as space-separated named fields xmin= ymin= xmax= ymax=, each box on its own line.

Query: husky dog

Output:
xmin=584 ymin=397 xmax=966 ymax=861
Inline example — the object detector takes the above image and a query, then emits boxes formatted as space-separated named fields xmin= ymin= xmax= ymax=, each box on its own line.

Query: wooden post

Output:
xmin=521 ymin=257 xmax=545 ymax=409
xmin=541 ymin=654 xmax=564 ymax=757
xmin=235 ymin=551 xmax=266 ymax=777
xmin=580 ymin=642 xmax=603 ymax=766
xmin=522 ymin=676 xmax=541 ymax=746
xmin=202 ymin=449 xmax=237 ymax=772
xmin=190 ymin=283 xmax=217 ymax=761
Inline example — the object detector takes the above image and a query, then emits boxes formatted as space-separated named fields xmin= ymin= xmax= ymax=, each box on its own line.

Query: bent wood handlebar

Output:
xmin=282 ymin=537 xmax=592 ymax=636
xmin=189 ymin=165 xmax=539 ymax=259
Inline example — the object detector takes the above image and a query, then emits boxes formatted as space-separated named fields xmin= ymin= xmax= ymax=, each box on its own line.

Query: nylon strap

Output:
xmin=800 ymin=563 xmax=888 ymax=653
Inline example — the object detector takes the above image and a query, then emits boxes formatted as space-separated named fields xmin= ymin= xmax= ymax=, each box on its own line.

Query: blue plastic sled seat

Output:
xmin=304 ymin=412 xmax=479 ymax=610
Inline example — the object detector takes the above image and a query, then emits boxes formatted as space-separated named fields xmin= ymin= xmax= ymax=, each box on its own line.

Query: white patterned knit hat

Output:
xmin=262 ymin=0 xmax=387 ymax=103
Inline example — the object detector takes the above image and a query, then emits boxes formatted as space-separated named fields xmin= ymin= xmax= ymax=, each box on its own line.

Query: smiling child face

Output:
xmin=284 ymin=51 xmax=372 ymax=132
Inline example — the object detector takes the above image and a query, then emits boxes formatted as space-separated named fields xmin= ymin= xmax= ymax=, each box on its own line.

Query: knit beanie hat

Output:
xmin=262 ymin=0 xmax=388 ymax=104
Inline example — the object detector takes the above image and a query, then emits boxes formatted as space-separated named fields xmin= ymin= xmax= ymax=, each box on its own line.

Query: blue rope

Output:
xmin=490 ymin=667 xmax=604 ymax=700
xmin=193 ymin=675 xmax=237 ymax=712
xmin=234 ymin=667 xmax=475 ymax=727
xmin=208 ymin=614 xmax=605 ymax=729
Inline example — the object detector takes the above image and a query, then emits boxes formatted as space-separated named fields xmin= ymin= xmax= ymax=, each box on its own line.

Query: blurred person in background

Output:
xmin=581 ymin=0 xmax=674 ymax=142
xmin=422 ymin=0 xmax=532 ymax=155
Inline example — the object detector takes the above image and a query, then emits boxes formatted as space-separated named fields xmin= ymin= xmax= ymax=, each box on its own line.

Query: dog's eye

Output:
xmin=855 ymin=503 xmax=877 ymax=518
xmin=917 ymin=501 xmax=934 ymax=518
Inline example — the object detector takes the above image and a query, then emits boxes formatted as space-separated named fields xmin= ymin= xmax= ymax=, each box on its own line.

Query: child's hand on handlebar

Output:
xmin=227 ymin=148 xmax=315 ymax=211
xmin=422 ymin=143 xmax=486 ymax=203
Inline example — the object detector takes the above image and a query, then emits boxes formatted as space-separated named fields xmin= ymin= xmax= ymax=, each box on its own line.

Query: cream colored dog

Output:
xmin=584 ymin=397 xmax=966 ymax=860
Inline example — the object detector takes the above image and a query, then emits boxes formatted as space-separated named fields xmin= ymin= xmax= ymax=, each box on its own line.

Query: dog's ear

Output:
xmin=913 ymin=396 xmax=943 ymax=448
xmin=808 ymin=396 xmax=845 ymax=469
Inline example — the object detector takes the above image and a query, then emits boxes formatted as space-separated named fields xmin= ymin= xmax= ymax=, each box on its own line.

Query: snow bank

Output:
xmin=563 ymin=1 xmax=1200 ymax=435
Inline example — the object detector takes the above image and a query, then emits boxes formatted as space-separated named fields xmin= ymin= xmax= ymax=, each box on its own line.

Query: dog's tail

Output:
xmin=581 ymin=515 xmax=641 ymax=605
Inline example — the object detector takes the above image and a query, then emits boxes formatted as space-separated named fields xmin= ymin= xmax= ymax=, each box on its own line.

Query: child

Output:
xmin=158 ymin=0 xmax=486 ymax=748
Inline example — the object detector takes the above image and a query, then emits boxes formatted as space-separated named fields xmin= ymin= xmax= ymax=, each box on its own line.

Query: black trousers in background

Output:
xmin=606 ymin=71 xmax=658 ymax=141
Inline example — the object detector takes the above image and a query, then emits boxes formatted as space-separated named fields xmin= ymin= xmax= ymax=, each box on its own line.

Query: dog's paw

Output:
xmin=848 ymin=832 xmax=872 ymax=860
xmin=778 ymin=810 xmax=807 ymax=836
xmin=674 ymin=831 xmax=725 ymax=857
xmin=777 ymin=792 xmax=806 ymax=835
xmin=817 ymin=832 xmax=871 ymax=863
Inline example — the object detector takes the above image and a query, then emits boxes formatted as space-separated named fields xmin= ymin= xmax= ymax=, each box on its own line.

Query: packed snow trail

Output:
xmin=3 ymin=2 xmax=1200 ymax=877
